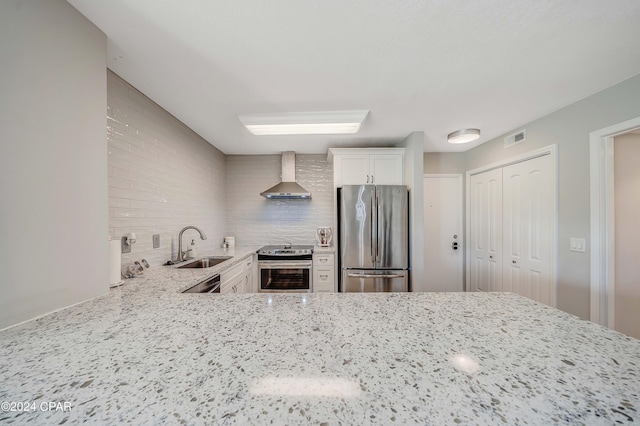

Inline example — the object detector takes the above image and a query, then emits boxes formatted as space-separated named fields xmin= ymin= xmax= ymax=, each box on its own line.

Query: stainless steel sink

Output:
xmin=177 ymin=256 xmax=232 ymax=269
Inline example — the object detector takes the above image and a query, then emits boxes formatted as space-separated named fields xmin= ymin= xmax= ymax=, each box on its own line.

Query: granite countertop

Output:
xmin=1 ymin=253 xmax=639 ymax=424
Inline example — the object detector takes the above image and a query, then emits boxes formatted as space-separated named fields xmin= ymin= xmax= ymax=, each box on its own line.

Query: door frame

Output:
xmin=465 ymin=145 xmax=558 ymax=305
xmin=423 ymin=174 xmax=464 ymax=291
xmin=589 ymin=116 xmax=640 ymax=327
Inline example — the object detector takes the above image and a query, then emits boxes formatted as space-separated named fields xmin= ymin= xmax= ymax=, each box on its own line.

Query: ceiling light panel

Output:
xmin=238 ymin=110 xmax=369 ymax=135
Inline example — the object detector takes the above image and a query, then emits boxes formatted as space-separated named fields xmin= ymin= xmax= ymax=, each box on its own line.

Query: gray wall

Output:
xmin=424 ymin=152 xmax=466 ymax=174
xmin=427 ymin=74 xmax=640 ymax=319
xmin=107 ymin=71 xmax=227 ymax=266
xmin=0 ymin=0 xmax=108 ymax=329
xmin=400 ymin=132 xmax=426 ymax=291
xmin=225 ymin=154 xmax=333 ymax=246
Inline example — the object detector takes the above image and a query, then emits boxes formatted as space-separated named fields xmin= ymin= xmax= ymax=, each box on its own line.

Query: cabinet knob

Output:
xmin=489 ymin=255 xmax=493 ymax=259
xmin=512 ymin=260 xmax=517 ymax=264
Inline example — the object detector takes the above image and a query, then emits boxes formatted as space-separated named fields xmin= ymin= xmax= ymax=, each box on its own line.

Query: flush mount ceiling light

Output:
xmin=447 ymin=128 xmax=481 ymax=144
xmin=237 ymin=110 xmax=369 ymax=136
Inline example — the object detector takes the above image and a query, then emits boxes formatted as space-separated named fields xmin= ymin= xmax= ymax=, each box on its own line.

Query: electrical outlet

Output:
xmin=153 ymin=234 xmax=160 ymax=249
xmin=121 ymin=236 xmax=131 ymax=253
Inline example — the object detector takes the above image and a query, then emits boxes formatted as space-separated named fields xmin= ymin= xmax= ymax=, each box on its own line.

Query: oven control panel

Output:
xmin=258 ymin=245 xmax=313 ymax=256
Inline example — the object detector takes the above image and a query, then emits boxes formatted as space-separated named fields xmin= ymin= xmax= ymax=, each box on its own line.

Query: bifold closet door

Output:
xmin=469 ymin=168 xmax=503 ymax=293
xmin=502 ymin=155 xmax=554 ymax=306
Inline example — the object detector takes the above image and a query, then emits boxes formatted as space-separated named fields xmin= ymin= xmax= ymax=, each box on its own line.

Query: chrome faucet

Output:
xmin=176 ymin=226 xmax=207 ymax=262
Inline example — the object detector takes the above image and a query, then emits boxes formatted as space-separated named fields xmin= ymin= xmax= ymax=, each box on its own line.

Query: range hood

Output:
xmin=261 ymin=152 xmax=311 ymax=199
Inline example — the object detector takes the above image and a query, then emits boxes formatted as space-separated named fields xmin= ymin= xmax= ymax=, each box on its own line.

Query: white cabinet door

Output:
xmin=337 ymin=154 xmax=370 ymax=185
xmin=241 ymin=256 xmax=254 ymax=293
xmin=502 ymin=155 xmax=554 ymax=306
xmin=220 ymin=261 xmax=245 ymax=294
xmin=369 ymin=155 xmax=404 ymax=185
xmin=331 ymin=149 xmax=405 ymax=187
xmin=469 ymin=168 xmax=503 ymax=293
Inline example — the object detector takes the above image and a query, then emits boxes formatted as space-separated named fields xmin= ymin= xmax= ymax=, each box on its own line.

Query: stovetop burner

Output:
xmin=257 ymin=244 xmax=314 ymax=256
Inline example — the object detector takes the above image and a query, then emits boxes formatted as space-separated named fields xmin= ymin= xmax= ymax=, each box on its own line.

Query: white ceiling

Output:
xmin=67 ymin=0 xmax=640 ymax=155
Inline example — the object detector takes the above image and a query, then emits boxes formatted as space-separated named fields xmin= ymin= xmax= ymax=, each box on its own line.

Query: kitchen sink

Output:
xmin=177 ymin=256 xmax=232 ymax=269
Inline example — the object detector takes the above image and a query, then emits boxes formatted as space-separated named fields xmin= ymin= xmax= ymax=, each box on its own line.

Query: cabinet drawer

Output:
xmin=313 ymin=253 xmax=334 ymax=266
xmin=314 ymin=280 xmax=334 ymax=292
xmin=313 ymin=266 xmax=334 ymax=293
xmin=314 ymin=267 xmax=333 ymax=283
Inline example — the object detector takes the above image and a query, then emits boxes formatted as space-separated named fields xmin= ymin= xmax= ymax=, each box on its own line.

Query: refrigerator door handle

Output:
xmin=370 ymin=190 xmax=375 ymax=264
xmin=347 ymin=273 xmax=405 ymax=279
xmin=376 ymin=190 xmax=381 ymax=264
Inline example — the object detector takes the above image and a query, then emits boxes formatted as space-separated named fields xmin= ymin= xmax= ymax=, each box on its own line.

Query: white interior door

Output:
xmin=613 ymin=133 xmax=640 ymax=339
xmin=502 ymin=155 xmax=554 ymax=306
xmin=467 ymin=146 xmax=557 ymax=306
xmin=469 ymin=168 xmax=503 ymax=292
xmin=423 ymin=175 xmax=463 ymax=291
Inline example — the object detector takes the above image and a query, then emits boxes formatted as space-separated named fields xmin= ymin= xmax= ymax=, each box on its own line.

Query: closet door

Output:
xmin=502 ymin=155 xmax=554 ymax=305
xmin=469 ymin=168 xmax=503 ymax=292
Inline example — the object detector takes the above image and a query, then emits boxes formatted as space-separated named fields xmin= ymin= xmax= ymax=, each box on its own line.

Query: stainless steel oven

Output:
xmin=257 ymin=245 xmax=313 ymax=293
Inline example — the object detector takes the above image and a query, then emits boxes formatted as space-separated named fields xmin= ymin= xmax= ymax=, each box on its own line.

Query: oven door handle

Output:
xmin=259 ymin=262 xmax=312 ymax=268
xmin=347 ymin=273 xmax=405 ymax=279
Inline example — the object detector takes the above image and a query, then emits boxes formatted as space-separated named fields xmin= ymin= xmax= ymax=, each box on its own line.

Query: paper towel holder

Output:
xmin=122 ymin=232 xmax=136 ymax=254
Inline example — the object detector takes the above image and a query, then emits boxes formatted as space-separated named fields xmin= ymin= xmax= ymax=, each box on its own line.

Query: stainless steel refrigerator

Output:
xmin=339 ymin=185 xmax=409 ymax=292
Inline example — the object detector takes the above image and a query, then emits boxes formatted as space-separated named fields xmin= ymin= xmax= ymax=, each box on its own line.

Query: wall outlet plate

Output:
xmin=121 ymin=236 xmax=131 ymax=253
xmin=570 ymin=237 xmax=586 ymax=253
xmin=153 ymin=234 xmax=160 ymax=249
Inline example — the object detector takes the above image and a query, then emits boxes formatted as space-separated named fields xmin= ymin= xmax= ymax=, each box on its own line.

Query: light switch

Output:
xmin=570 ymin=238 xmax=586 ymax=253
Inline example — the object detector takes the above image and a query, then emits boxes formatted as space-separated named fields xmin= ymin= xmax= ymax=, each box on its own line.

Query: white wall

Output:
xmin=461 ymin=74 xmax=640 ymax=319
xmin=0 ymin=0 xmax=108 ymax=329
xmin=107 ymin=71 xmax=227 ymax=266
xmin=613 ymin=132 xmax=640 ymax=339
xmin=225 ymin=154 xmax=333 ymax=246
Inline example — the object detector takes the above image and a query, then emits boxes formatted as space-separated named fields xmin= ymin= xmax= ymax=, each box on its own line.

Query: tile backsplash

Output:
xmin=225 ymin=155 xmax=334 ymax=246
xmin=108 ymin=71 xmax=335 ymax=267
xmin=107 ymin=71 xmax=226 ymax=267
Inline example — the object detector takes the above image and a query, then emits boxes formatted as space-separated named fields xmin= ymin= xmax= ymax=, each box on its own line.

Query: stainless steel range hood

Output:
xmin=261 ymin=152 xmax=311 ymax=199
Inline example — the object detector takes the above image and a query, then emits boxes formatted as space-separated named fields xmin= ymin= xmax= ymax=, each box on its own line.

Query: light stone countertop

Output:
xmin=1 ymin=250 xmax=639 ymax=424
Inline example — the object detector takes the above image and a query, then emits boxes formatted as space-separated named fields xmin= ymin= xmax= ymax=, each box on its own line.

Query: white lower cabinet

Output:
xmin=220 ymin=255 xmax=254 ymax=294
xmin=313 ymin=252 xmax=335 ymax=292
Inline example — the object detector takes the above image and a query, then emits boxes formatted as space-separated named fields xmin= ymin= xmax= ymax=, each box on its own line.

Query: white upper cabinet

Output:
xmin=328 ymin=148 xmax=405 ymax=187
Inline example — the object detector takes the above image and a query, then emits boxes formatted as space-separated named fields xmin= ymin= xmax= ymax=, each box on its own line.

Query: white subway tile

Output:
xmin=107 ymin=71 xmax=226 ymax=267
